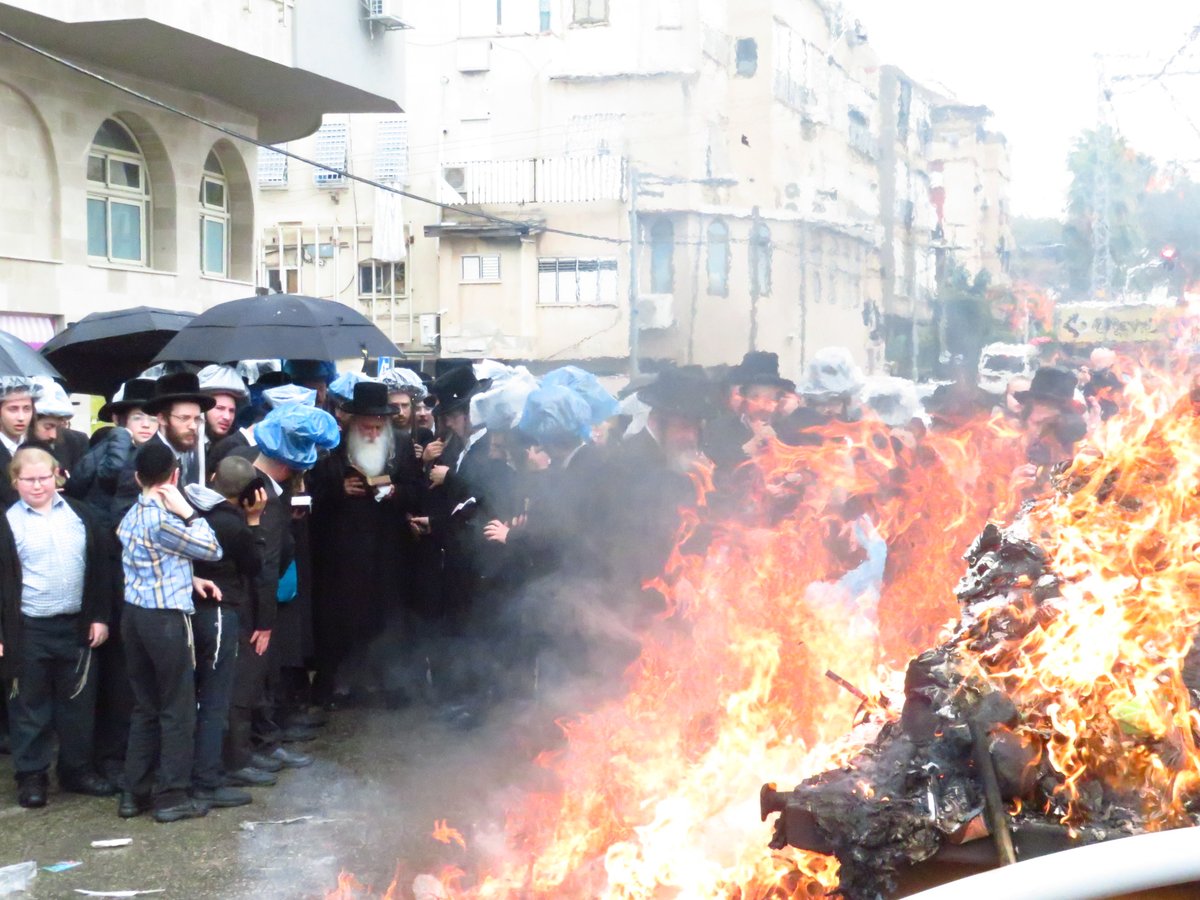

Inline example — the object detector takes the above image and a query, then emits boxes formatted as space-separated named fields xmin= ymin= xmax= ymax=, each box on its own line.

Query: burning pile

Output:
xmin=765 ymin=373 xmax=1200 ymax=897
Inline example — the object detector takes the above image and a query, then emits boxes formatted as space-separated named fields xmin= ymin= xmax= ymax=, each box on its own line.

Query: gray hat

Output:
xmin=198 ymin=364 xmax=249 ymax=401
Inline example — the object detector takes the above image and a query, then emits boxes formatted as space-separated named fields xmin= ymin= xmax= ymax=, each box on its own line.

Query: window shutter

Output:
xmin=257 ymin=145 xmax=288 ymax=187
xmin=313 ymin=120 xmax=349 ymax=186
xmin=374 ymin=117 xmax=409 ymax=184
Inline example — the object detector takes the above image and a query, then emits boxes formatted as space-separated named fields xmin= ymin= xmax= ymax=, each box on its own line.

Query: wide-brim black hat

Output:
xmin=637 ymin=366 xmax=713 ymax=420
xmin=430 ymin=366 xmax=491 ymax=416
xmin=1012 ymin=367 xmax=1080 ymax=410
xmin=341 ymin=381 xmax=399 ymax=417
xmin=99 ymin=378 xmax=158 ymax=422
xmin=729 ymin=350 xmax=794 ymax=391
xmin=143 ymin=372 xmax=216 ymax=415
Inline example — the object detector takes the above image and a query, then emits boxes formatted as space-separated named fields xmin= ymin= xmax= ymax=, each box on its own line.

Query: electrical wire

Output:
xmin=0 ymin=27 xmax=625 ymax=246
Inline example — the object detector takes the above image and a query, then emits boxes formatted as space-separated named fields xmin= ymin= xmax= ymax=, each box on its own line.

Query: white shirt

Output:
xmin=0 ymin=431 xmax=24 ymax=456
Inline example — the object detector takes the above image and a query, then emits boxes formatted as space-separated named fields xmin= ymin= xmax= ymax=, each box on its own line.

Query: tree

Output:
xmin=1063 ymin=127 xmax=1154 ymax=296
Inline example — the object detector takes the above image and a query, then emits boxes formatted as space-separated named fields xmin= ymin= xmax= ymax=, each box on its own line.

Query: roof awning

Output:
xmin=0 ymin=313 xmax=57 ymax=349
xmin=424 ymin=222 xmax=545 ymax=240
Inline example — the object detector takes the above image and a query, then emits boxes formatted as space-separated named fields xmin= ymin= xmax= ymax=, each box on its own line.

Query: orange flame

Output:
xmin=433 ymin=820 xmax=469 ymax=851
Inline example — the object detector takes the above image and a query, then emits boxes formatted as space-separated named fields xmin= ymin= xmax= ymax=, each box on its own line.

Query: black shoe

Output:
xmin=16 ymin=773 xmax=47 ymax=809
xmin=268 ymin=746 xmax=313 ymax=769
xmin=61 ymin=772 xmax=118 ymax=797
xmin=192 ymin=786 xmax=252 ymax=808
xmin=224 ymin=766 xmax=277 ymax=787
xmin=250 ymin=752 xmax=284 ymax=774
xmin=280 ymin=725 xmax=318 ymax=743
xmin=153 ymin=798 xmax=210 ymax=823
xmin=118 ymin=791 xmax=152 ymax=818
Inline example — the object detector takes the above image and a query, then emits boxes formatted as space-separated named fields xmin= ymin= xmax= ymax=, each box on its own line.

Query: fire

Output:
xmin=956 ymin=368 xmax=1200 ymax=826
xmin=433 ymin=820 xmax=468 ymax=850
xmin=318 ymin=408 xmax=1026 ymax=900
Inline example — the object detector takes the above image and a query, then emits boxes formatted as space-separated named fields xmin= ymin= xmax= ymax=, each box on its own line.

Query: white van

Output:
xmin=977 ymin=342 xmax=1038 ymax=396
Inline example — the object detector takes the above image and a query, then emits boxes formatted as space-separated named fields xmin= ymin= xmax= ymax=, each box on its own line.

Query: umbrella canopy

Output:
xmin=154 ymin=294 xmax=401 ymax=366
xmin=41 ymin=306 xmax=196 ymax=397
xmin=0 ymin=330 xmax=62 ymax=381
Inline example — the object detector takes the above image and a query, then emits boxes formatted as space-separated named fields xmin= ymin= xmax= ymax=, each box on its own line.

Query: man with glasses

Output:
xmin=145 ymin=373 xmax=214 ymax=488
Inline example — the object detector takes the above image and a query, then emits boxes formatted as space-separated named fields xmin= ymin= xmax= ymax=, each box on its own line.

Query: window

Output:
xmin=707 ymin=219 xmax=729 ymax=296
xmin=257 ymin=145 xmax=288 ymax=188
xmin=538 ymin=258 xmax=619 ymax=305
xmin=360 ymin=261 xmax=404 ymax=296
xmin=374 ymin=117 xmax=409 ymax=184
xmin=540 ymin=0 xmax=551 ymax=31
xmin=199 ymin=151 xmax=229 ymax=278
xmin=649 ymin=219 xmax=674 ymax=294
xmin=735 ymin=38 xmax=758 ymax=77
xmin=87 ymin=118 xmax=149 ymax=265
xmin=312 ymin=120 xmax=349 ymax=187
xmin=573 ymin=0 xmax=608 ymax=25
xmin=462 ymin=254 xmax=501 ymax=282
xmin=750 ymin=221 xmax=772 ymax=297
xmin=848 ymin=108 xmax=876 ymax=158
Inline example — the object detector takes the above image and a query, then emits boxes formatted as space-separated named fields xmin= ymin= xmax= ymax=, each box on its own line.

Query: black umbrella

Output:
xmin=153 ymin=294 xmax=401 ymax=365
xmin=0 ymin=330 xmax=62 ymax=381
xmin=41 ymin=306 xmax=196 ymax=397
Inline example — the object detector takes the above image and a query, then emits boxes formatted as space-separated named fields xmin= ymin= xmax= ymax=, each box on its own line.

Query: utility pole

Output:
xmin=1091 ymin=59 xmax=1113 ymax=302
xmin=748 ymin=205 xmax=761 ymax=353
xmin=628 ymin=165 xmax=641 ymax=377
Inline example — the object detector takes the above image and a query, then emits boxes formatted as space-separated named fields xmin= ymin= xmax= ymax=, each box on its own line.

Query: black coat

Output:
xmin=0 ymin=443 xmax=16 ymax=508
xmin=0 ymin=496 xmax=113 ymax=681
xmin=193 ymin=501 xmax=266 ymax=627
xmin=65 ymin=428 xmax=141 ymax=531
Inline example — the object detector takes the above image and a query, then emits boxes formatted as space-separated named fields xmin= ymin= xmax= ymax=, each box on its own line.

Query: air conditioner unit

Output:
xmin=362 ymin=0 xmax=412 ymax=31
xmin=418 ymin=313 xmax=440 ymax=347
xmin=636 ymin=294 xmax=674 ymax=330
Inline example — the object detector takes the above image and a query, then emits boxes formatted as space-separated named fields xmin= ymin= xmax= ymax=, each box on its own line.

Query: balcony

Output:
xmin=441 ymin=155 xmax=626 ymax=206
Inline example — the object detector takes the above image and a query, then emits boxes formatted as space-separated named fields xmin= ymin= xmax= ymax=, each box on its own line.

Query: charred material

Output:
xmin=760 ymin=525 xmax=1115 ymax=899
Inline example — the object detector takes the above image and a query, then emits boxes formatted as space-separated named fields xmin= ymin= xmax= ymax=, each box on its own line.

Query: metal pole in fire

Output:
xmin=628 ymin=164 xmax=641 ymax=378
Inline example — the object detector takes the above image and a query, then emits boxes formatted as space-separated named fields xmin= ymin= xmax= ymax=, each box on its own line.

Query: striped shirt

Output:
xmin=117 ymin=494 xmax=222 ymax=613
xmin=6 ymin=494 xmax=86 ymax=617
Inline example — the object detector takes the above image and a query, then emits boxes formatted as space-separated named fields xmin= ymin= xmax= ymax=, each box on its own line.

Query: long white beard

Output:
xmin=347 ymin=426 xmax=392 ymax=478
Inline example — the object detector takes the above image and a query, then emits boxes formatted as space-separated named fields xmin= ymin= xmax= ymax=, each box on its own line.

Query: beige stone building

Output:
xmin=0 ymin=0 xmax=405 ymax=346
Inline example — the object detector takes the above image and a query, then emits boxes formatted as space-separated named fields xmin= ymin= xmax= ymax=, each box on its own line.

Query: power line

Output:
xmin=0 ymin=28 xmax=625 ymax=247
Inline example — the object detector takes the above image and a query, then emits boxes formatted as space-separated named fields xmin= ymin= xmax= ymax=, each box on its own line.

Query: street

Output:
xmin=0 ymin=704 xmax=559 ymax=899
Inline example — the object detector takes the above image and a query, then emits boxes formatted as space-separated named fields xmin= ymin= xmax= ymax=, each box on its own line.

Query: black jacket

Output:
xmin=65 ymin=428 xmax=141 ymax=530
xmin=0 ymin=496 xmax=113 ymax=681
xmin=193 ymin=501 xmax=266 ymax=627
xmin=230 ymin=446 xmax=293 ymax=634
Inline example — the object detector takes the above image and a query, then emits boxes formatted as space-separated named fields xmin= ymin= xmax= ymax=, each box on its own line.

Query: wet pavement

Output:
xmin=0 ymin=703 xmax=561 ymax=899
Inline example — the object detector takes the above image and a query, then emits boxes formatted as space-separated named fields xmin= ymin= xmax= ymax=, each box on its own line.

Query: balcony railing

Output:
xmin=441 ymin=155 xmax=626 ymax=206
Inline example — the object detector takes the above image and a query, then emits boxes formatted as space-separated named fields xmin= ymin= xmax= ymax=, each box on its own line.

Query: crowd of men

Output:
xmin=0 ymin=341 xmax=1117 ymax=823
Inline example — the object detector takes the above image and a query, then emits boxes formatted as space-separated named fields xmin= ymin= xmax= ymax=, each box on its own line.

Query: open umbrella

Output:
xmin=154 ymin=294 xmax=401 ymax=365
xmin=0 ymin=330 xmax=62 ymax=381
xmin=41 ymin=306 xmax=195 ymax=397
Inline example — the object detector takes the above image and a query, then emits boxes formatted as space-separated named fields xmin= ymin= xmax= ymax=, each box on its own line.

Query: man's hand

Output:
xmin=343 ymin=475 xmax=368 ymax=497
xmin=249 ymin=629 xmax=271 ymax=656
xmin=88 ymin=622 xmax=109 ymax=648
xmin=193 ymin=576 xmax=222 ymax=603
xmin=413 ymin=444 xmax=424 ymax=460
xmin=422 ymin=440 xmax=445 ymax=463
xmin=429 ymin=464 xmax=449 ymax=487
xmin=156 ymin=483 xmax=194 ymax=519
xmin=483 ymin=519 xmax=510 ymax=544
xmin=242 ymin=487 xmax=268 ymax=527
xmin=1010 ymin=463 xmax=1039 ymax=495
xmin=408 ymin=515 xmax=430 ymax=540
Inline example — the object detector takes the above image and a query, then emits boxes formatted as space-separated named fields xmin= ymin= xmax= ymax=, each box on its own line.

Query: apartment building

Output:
xmin=0 ymin=0 xmax=405 ymax=343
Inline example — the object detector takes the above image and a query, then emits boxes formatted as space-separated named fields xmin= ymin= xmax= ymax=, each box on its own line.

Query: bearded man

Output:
xmin=308 ymin=382 xmax=421 ymax=706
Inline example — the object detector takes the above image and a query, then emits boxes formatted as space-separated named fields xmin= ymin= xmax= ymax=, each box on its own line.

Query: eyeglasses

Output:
xmin=17 ymin=475 xmax=55 ymax=485
xmin=168 ymin=414 xmax=203 ymax=426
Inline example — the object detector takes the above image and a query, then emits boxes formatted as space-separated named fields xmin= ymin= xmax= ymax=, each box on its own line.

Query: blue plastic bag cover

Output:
xmin=276 ymin=560 xmax=298 ymax=603
xmin=518 ymin=384 xmax=593 ymax=443
xmin=283 ymin=359 xmax=337 ymax=385
xmin=262 ymin=384 xmax=317 ymax=409
xmin=256 ymin=404 xmax=340 ymax=470
xmin=471 ymin=368 xmax=539 ymax=432
xmin=378 ymin=367 xmax=428 ymax=401
xmin=328 ymin=371 xmax=374 ymax=403
xmin=542 ymin=365 xmax=619 ymax=425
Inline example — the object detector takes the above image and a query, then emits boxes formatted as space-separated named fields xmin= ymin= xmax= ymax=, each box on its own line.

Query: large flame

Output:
xmin=324 ymin=406 xmax=1031 ymax=898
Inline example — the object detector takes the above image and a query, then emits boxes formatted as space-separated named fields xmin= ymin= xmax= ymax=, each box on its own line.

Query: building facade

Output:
xmin=0 ymin=0 xmax=405 ymax=343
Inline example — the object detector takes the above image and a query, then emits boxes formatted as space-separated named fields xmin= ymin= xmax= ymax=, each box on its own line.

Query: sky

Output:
xmin=848 ymin=0 xmax=1200 ymax=219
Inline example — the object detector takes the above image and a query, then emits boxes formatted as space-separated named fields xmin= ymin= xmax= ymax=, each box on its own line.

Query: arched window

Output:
xmin=706 ymin=219 xmax=729 ymax=296
xmin=200 ymin=151 xmax=229 ymax=277
xmin=649 ymin=218 xmax=674 ymax=294
xmin=87 ymin=118 xmax=150 ymax=265
xmin=750 ymin=220 xmax=772 ymax=297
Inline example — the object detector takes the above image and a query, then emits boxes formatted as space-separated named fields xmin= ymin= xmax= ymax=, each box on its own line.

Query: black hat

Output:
xmin=253 ymin=370 xmax=292 ymax=390
xmin=430 ymin=366 xmax=491 ymax=416
xmin=341 ymin=381 xmax=399 ymax=417
xmin=729 ymin=351 xmax=795 ymax=392
xmin=1013 ymin=367 xmax=1080 ymax=410
xmin=99 ymin=378 xmax=158 ymax=423
xmin=143 ymin=372 xmax=216 ymax=415
xmin=637 ymin=366 xmax=713 ymax=420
